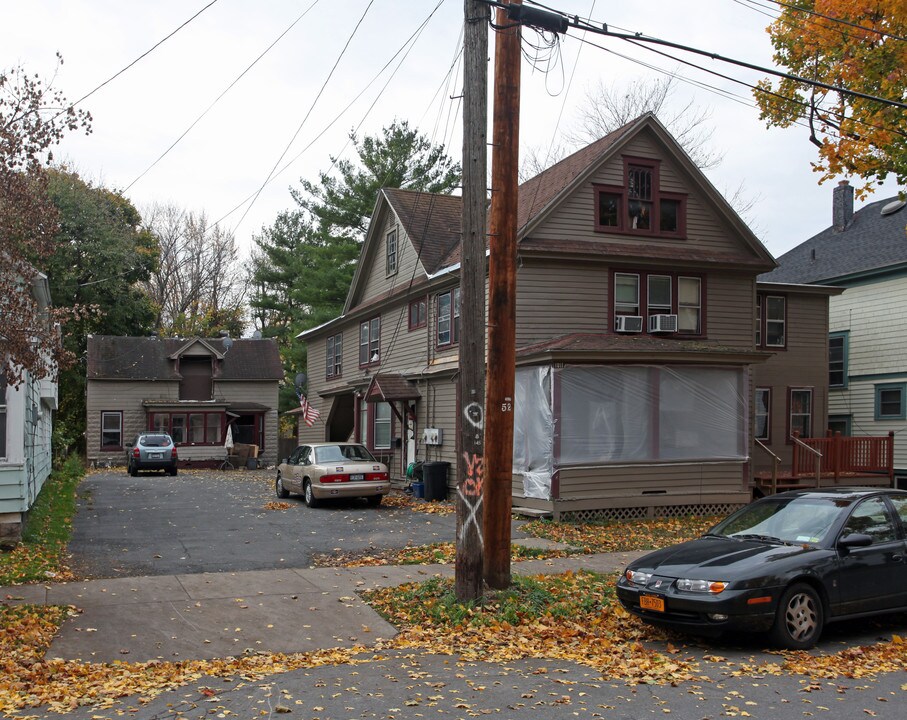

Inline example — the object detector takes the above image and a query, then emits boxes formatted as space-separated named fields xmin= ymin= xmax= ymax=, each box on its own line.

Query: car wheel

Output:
xmin=366 ymin=494 xmax=382 ymax=508
xmin=275 ymin=473 xmax=290 ymax=499
xmin=771 ymin=582 xmax=824 ymax=649
xmin=128 ymin=461 xmax=138 ymax=477
xmin=169 ymin=466 xmax=178 ymax=476
xmin=303 ymin=480 xmax=320 ymax=508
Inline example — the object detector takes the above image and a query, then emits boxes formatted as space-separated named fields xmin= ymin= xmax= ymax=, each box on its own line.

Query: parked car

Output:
xmin=126 ymin=433 xmax=178 ymax=476
xmin=616 ymin=488 xmax=907 ymax=649
xmin=275 ymin=442 xmax=390 ymax=508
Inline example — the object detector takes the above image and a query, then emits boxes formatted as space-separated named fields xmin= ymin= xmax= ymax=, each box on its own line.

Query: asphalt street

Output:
xmin=16 ymin=467 xmax=906 ymax=719
xmin=68 ymin=468 xmax=463 ymax=577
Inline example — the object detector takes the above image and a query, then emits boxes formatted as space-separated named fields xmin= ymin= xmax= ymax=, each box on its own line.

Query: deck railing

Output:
xmin=754 ymin=438 xmax=781 ymax=494
xmin=791 ymin=431 xmax=895 ymax=486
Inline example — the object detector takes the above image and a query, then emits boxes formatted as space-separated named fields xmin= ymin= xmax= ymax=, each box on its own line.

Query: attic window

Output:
xmin=594 ymin=157 xmax=686 ymax=238
xmin=386 ymin=228 xmax=398 ymax=276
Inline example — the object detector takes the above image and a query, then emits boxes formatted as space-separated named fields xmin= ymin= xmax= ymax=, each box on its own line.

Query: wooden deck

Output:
xmin=754 ymin=431 xmax=895 ymax=495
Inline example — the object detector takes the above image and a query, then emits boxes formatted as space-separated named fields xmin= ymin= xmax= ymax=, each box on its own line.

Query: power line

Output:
xmin=231 ymin=1 xmax=376 ymax=235
xmin=491 ymin=0 xmax=907 ymax=111
xmin=760 ymin=0 xmax=907 ymax=43
xmin=59 ymin=0 xmax=221 ymax=118
xmin=214 ymin=0 xmax=448 ymax=229
xmin=125 ymin=0 xmax=322 ymax=193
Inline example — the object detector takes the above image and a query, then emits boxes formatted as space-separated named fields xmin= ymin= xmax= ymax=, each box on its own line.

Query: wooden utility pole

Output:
xmin=455 ymin=0 xmax=489 ymax=602
xmin=483 ymin=0 xmax=521 ymax=590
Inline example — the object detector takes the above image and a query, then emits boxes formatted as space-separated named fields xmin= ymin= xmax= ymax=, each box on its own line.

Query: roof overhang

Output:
xmin=364 ymin=373 xmax=422 ymax=403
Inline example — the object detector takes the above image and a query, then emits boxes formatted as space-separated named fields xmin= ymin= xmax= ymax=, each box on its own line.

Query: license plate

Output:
xmin=640 ymin=594 xmax=665 ymax=612
xmin=348 ymin=474 xmax=364 ymax=481
xmin=149 ymin=452 xmax=163 ymax=459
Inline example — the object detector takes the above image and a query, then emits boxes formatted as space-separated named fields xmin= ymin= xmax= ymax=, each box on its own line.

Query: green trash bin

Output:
xmin=422 ymin=461 xmax=450 ymax=501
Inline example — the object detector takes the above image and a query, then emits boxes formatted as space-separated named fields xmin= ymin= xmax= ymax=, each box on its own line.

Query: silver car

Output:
xmin=275 ymin=442 xmax=390 ymax=507
xmin=126 ymin=433 xmax=178 ymax=476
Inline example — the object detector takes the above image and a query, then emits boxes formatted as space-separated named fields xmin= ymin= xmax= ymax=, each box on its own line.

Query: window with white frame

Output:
xmin=386 ymin=228 xmax=398 ymax=275
xmin=437 ymin=287 xmax=461 ymax=346
xmin=359 ymin=317 xmax=380 ymax=366
xmin=374 ymin=402 xmax=392 ymax=449
xmin=101 ymin=411 xmax=123 ymax=450
xmin=761 ymin=295 xmax=786 ymax=347
xmin=755 ymin=388 xmax=771 ymax=441
xmin=789 ymin=388 xmax=812 ymax=439
xmin=326 ymin=332 xmax=342 ymax=378
xmin=613 ymin=270 xmax=704 ymax=335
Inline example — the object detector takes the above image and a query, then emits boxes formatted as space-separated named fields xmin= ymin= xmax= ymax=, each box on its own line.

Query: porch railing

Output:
xmin=791 ymin=431 xmax=895 ymax=487
xmin=754 ymin=438 xmax=781 ymax=494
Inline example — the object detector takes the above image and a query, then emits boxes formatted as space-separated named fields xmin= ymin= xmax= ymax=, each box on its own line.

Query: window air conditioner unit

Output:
xmin=615 ymin=315 xmax=644 ymax=333
xmin=648 ymin=314 xmax=678 ymax=333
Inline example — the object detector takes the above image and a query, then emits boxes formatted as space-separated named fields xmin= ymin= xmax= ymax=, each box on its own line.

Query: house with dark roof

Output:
xmin=1 ymin=271 xmax=57 ymax=546
xmin=86 ymin=335 xmax=283 ymax=468
xmin=761 ymin=181 xmax=907 ymax=483
xmin=295 ymin=113 xmax=838 ymax=519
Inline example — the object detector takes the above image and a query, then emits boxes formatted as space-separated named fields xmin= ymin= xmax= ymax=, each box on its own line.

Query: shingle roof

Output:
xmin=87 ymin=336 xmax=284 ymax=381
xmin=760 ymin=194 xmax=907 ymax=284
xmin=382 ymin=188 xmax=464 ymax=275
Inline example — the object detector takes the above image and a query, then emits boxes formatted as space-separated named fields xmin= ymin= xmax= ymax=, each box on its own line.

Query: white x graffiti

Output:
xmin=457 ymin=487 xmax=484 ymax=550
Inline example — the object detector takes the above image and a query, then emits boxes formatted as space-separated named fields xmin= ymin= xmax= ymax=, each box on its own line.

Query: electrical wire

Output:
xmin=57 ymin=0 xmax=221 ymax=118
xmin=214 ymin=0 xmax=447 ymax=229
xmin=230 ymin=1 xmax=376 ymax=236
xmin=125 ymin=0 xmax=322 ymax=193
xmin=760 ymin=0 xmax=907 ymax=43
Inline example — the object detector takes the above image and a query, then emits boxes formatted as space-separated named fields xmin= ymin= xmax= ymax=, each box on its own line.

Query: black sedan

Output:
xmin=616 ymin=488 xmax=907 ymax=648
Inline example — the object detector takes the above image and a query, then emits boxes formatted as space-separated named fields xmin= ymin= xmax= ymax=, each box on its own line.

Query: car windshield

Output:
xmin=314 ymin=444 xmax=376 ymax=464
xmin=709 ymin=496 xmax=850 ymax=544
xmin=140 ymin=435 xmax=171 ymax=447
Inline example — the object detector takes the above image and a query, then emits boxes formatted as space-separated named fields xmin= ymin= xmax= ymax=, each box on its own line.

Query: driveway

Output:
xmin=69 ymin=468 xmax=462 ymax=579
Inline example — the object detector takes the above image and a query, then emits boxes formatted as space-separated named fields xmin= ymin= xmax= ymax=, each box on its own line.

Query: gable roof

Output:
xmin=383 ymin=188 xmax=463 ymax=275
xmin=761 ymin=193 xmax=907 ymax=285
xmin=87 ymin=336 xmax=284 ymax=381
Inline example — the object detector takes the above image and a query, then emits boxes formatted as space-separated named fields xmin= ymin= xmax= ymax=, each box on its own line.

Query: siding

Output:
xmin=356 ymin=211 xmax=424 ymax=309
xmin=752 ymin=292 xmax=831 ymax=472
xmin=829 ymin=380 xmax=907 ymax=472
xmin=530 ymin=130 xmax=753 ymax=260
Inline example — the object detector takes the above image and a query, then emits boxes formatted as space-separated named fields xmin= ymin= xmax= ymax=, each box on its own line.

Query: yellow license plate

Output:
xmin=640 ymin=594 xmax=665 ymax=612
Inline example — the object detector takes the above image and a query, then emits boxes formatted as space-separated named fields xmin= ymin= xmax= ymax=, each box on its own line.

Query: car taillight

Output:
xmin=366 ymin=472 xmax=389 ymax=482
xmin=171 ymin=447 xmax=178 ymax=459
xmin=321 ymin=474 xmax=349 ymax=483
xmin=132 ymin=447 xmax=140 ymax=458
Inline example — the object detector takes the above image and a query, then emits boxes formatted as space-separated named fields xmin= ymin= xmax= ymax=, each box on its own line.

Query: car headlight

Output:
xmin=676 ymin=579 xmax=727 ymax=594
xmin=624 ymin=569 xmax=652 ymax=586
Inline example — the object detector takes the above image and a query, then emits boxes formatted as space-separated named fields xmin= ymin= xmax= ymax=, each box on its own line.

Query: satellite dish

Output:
xmin=222 ymin=336 xmax=233 ymax=351
xmin=881 ymin=199 xmax=906 ymax=217
xmin=294 ymin=372 xmax=308 ymax=389
xmin=252 ymin=330 xmax=262 ymax=339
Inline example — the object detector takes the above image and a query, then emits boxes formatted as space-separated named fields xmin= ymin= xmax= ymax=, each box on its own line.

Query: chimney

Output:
xmin=833 ymin=179 xmax=854 ymax=232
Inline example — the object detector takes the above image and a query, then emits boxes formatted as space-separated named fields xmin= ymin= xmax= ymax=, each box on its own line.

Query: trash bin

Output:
xmin=422 ymin=461 xmax=450 ymax=501
xmin=412 ymin=481 xmax=425 ymax=499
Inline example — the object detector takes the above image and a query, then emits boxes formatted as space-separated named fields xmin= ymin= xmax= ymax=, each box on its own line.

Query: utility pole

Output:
xmin=483 ymin=0 xmax=521 ymax=590
xmin=455 ymin=0 xmax=489 ymax=602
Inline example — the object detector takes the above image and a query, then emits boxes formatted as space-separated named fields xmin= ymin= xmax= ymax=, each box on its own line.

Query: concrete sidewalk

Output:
xmin=1 ymin=550 xmax=644 ymax=664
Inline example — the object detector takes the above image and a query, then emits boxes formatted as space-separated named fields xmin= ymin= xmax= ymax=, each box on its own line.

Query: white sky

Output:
xmin=2 ymin=0 xmax=901 ymax=260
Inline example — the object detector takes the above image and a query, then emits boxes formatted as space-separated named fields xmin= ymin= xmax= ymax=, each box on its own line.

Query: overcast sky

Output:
xmin=3 ymin=0 xmax=901 ymax=260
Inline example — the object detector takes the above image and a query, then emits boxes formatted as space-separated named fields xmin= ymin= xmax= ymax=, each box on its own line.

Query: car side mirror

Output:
xmin=838 ymin=532 xmax=873 ymax=549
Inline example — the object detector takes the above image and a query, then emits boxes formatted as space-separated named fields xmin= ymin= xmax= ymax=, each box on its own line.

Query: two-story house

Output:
xmin=1 ymin=271 xmax=58 ymax=546
xmin=86 ymin=335 xmax=283 ymax=468
xmin=296 ymin=113 xmax=837 ymax=519
xmin=761 ymin=181 xmax=907 ymax=486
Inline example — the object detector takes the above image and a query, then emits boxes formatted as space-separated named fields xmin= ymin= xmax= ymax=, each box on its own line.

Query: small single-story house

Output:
xmin=86 ymin=335 xmax=283 ymax=468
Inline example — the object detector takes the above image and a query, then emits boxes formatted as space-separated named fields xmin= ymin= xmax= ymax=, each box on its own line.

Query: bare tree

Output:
xmin=142 ymin=203 xmax=247 ymax=337
xmin=568 ymin=76 xmax=722 ymax=170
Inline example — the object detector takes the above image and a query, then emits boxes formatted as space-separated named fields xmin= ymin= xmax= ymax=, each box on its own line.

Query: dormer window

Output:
xmin=594 ymin=157 xmax=686 ymax=238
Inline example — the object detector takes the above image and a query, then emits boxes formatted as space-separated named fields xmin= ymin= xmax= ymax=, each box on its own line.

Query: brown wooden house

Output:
xmin=295 ymin=113 xmax=838 ymax=519
xmin=86 ymin=336 xmax=283 ymax=468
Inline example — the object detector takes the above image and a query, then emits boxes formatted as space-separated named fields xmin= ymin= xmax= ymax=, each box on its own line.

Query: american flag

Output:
xmin=297 ymin=391 xmax=320 ymax=427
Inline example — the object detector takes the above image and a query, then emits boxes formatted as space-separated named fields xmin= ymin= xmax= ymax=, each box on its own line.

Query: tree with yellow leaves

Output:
xmin=755 ymin=1 xmax=906 ymax=195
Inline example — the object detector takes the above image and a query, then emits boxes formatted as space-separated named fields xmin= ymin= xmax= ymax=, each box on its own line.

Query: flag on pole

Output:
xmin=297 ymin=390 xmax=320 ymax=427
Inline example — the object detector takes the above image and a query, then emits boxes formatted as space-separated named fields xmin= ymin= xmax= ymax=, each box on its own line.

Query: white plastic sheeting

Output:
xmin=513 ymin=365 xmax=748 ymax=499
xmin=513 ymin=366 xmax=554 ymax=499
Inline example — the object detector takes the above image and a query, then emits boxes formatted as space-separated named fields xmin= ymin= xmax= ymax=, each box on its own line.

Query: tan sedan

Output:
xmin=275 ymin=442 xmax=390 ymax=508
